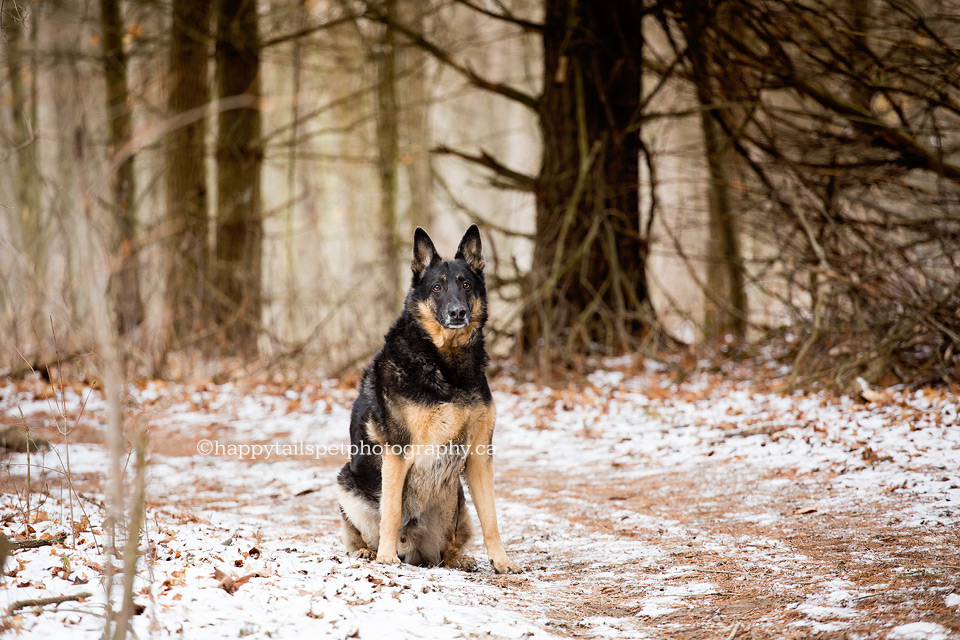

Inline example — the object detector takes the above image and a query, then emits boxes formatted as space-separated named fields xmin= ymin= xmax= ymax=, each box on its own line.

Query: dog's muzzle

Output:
xmin=443 ymin=304 xmax=470 ymax=329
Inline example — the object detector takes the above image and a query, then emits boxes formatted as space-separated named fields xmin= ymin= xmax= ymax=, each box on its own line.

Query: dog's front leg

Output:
xmin=377 ymin=452 xmax=413 ymax=565
xmin=465 ymin=452 xmax=522 ymax=573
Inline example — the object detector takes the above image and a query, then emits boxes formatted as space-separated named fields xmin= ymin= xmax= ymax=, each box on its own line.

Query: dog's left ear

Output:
xmin=455 ymin=224 xmax=484 ymax=272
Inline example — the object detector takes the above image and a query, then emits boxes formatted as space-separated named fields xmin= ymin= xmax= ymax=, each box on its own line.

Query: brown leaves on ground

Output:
xmin=213 ymin=566 xmax=271 ymax=594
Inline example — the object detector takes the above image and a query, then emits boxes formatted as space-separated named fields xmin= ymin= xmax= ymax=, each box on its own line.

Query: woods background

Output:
xmin=2 ymin=0 xmax=959 ymax=389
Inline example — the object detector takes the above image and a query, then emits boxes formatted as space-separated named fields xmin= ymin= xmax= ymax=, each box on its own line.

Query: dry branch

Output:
xmin=261 ymin=12 xmax=359 ymax=47
xmin=450 ymin=0 xmax=543 ymax=32
xmin=7 ymin=592 xmax=92 ymax=615
xmin=433 ymin=145 xmax=536 ymax=191
xmin=361 ymin=2 xmax=538 ymax=110
xmin=9 ymin=532 xmax=67 ymax=551
xmin=9 ymin=532 xmax=68 ymax=550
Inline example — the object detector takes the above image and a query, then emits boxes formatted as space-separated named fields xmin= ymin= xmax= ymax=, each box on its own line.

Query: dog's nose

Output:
xmin=449 ymin=307 xmax=468 ymax=323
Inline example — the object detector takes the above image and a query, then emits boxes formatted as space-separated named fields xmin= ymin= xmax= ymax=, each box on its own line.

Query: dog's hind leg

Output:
xmin=442 ymin=483 xmax=477 ymax=571
xmin=340 ymin=510 xmax=377 ymax=560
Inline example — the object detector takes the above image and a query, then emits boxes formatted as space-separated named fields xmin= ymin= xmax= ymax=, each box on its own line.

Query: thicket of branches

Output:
xmin=655 ymin=0 xmax=960 ymax=386
xmin=1 ymin=0 xmax=958 ymax=387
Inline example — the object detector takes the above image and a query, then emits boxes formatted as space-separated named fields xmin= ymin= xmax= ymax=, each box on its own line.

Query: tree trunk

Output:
xmin=376 ymin=0 xmax=402 ymax=312
xmin=398 ymin=0 xmax=433 ymax=232
xmin=214 ymin=0 xmax=262 ymax=356
xmin=684 ymin=0 xmax=748 ymax=341
xmin=101 ymin=0 xmax=143 ymax=338
xmin=283 ymin=0 xmax=306 ymax=337
xmin=166 ymin=0 xmax=213 ymax=348
xmin=699 ymin=104 xmax=747 ymax=341
xmin=5 ymin=5 xmax=42 ymax=285
xmin=522 ymin=0 xmax=649 ymax=361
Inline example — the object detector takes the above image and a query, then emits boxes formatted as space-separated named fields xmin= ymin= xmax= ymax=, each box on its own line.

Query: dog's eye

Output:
xmin=462 ymin=281 xmax=471 ymax=290
xmin=432 ymin=283 xmax=442 ymax=292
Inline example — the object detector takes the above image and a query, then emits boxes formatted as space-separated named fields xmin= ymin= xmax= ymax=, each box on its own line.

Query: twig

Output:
xmin=433 ymin=145 xmax=536 ymax=192
xmin=7 ymin=592 xmax=92 ymax=615
xmin=727 ymin=622 xmax=742 ymax=640
xmin=433 ymin=171 xmax=533 ymax=239
xmin=261 ymin=12 xmax=359 ymax=48
xmin=692 ymin=567 xmax=755 ymax=577
xmin=9 ymin=532 xmax=68 ymax=550
xmin=50 ymin=317 xmax=77 ymax=551
xmin=361 ymin=2 xmax=538 ymax=109
xmin=720 ymin=424 xmax=793 ymax=439
xmin=78 ymin=493 xmax=107 ymax=511
xmin=450 ymin=0 xmax=543 ymax=32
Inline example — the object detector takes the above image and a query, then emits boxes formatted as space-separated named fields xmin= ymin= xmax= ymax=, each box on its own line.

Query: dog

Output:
xmin=335 ymin=225 xmax=521 ymax=573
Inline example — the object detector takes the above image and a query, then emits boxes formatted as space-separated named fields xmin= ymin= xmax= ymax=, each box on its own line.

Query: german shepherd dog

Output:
xmin=336 ymin=225 xmax=521 ymax=573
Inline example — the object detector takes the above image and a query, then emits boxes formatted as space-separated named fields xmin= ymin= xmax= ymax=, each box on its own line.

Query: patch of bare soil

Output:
xmin=489 ymin=462 xmax=960 ymax=638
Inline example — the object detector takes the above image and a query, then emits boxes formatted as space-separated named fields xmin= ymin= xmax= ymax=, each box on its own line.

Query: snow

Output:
xmin=888 ymin=622 xmax=954 ymax=640
xmin=1 ymin=365 xmax=958 ymax=638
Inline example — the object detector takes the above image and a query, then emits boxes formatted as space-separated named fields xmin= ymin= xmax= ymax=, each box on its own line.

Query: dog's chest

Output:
xmin=401 ymin=401 xmax=489 ymax=448
xmin=407 ymin=441 xmax=469 ymax=495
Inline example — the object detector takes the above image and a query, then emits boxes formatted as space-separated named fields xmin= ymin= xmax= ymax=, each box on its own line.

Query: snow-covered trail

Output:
xmin=1 ymin=363 xmax=958 ymax=638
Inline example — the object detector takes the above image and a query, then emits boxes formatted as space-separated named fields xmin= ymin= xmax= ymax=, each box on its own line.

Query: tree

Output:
xmin=375 ymin=0 xmax=402 ymax=312
xmin=4 ymin=3 xmax=42 ymax=291
xmin=166 ymin=0 xmax=213 ymax=348
xmin=661 ymin=0 xmax=960 ymax=385
xmin=522 ymin=0 xmax=650 ymax=360
xmin=677 ymin=0 xmax=747 ymax=341
xmin=397 ymin=1 xmax=434 ymax=232
xmin=100 ymin=0 xmax=143 ymax=338
xmin=366 ymin=0 xmax=653 ymax=366
xmin=214 ymin=0 xmax=262 ymax=356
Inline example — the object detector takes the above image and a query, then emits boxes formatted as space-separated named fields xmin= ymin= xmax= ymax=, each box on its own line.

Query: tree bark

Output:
xmin=214 ymin=0 xmax=262 ymax=356
xmin=283 ymin=0 xmax=306 ymax=337
xmin=522 ymin=0 xmax=649 ymax=360
xmin=166 ymin=0 xmax=213 ymax=348
xmin=5 ymin=5 xmax=42 ymax=283
xmin=398 ymin=0 xmax=433 ymax=232
xmin=684 ymin=0 xmax=747 ymax=341
xmin=376 ymin=0 xmax=402 ymax=312
xmin=101 ymin=0 xmax=143 ymax=338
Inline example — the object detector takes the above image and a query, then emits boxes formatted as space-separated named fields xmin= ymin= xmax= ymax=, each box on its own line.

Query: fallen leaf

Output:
xmin=73 ymin=517 xmax=90 ymax=534
xmin=214 ymin=567 xmax=236 ymax=594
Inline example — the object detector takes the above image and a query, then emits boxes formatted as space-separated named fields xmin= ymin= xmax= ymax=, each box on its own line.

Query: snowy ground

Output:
xmin=1 ymin=359 xmax=959 ymax=639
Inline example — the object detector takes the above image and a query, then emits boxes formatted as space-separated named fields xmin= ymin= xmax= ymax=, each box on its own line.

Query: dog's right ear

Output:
xmin=412 ymin=227 xmax=441 ymax=282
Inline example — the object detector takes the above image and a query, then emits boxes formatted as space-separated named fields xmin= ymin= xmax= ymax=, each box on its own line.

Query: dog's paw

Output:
xmin=443 ymin=554 xmax=478 ymax=572
xmin=376 ymin=553 xmax=401 ymax=566
xmin=351 ymin=548 xmax=377 ymax=561
xmin=492 ymin=557 xmax=523 ymax=574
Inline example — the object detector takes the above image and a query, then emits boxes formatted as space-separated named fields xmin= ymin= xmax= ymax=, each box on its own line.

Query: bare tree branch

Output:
xmin=433 ymin=144 xmax=537 ymax=191
xmin=450 ymin=0 xmax=543 ymax=33
xmin=790 ymin=76 xmax=960 ymax=183
xmin=261 ymin=12 xmax=359 ymax=48
xmin=361 ymin=1 xmax=539 ymax=110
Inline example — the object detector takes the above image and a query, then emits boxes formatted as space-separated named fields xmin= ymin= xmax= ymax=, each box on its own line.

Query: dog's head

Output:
xmin=408 ymin=225 xmax=487 ymax=344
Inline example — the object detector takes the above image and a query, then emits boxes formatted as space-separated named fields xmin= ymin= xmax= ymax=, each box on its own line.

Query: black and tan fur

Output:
xmin=336 ymin=225 xmax=521 ymax=573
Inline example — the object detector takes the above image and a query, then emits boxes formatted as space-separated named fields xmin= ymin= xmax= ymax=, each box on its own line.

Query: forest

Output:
xmin=1 ymin=1 xmax=958 ymax=638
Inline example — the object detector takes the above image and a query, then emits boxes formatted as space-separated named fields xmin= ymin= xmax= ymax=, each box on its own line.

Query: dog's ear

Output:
xmin=412 ymin=227 xmax=441 ymax=280
xmin=455 ymin=224 xmax=484 ymax=272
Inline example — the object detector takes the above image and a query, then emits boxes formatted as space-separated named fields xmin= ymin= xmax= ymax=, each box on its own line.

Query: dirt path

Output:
xmin=1 ymin=367 xmax=958 ymax=639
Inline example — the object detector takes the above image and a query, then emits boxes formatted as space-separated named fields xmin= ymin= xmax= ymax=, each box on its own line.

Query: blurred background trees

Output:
xmin=1 ymin=0 xmax=958 ymax=388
